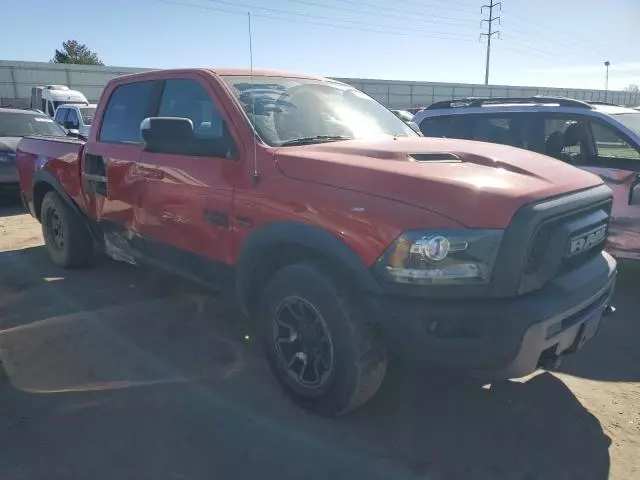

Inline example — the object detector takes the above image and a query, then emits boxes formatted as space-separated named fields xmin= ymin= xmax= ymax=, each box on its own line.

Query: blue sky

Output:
xmin=5 ymin=0 xmax=640 ymax=90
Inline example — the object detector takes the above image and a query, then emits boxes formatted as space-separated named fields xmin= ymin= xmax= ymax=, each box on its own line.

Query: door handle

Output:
xmin=138 ymin=166 xmax=164 ymax=179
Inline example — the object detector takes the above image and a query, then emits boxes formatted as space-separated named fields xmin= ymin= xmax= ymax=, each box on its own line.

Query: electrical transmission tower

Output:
xmin=481 ymin=0 xmax=501 ymax=85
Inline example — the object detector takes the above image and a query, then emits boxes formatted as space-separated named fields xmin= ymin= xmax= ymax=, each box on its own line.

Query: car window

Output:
xmin=419 ymin=116 xmax=461 ymax=138
xmin=100 ymin=81 xmax=155 ymax=143
xmin=67 ymin=109 xmax=79 ymax=128
xmin=80 ymin=107 xmax=96 ymax=125
xmin=543 ymin=117 xmax=590 ymax=163
xmin=155 ymin=78 xmax=235 ymax=158
xmin=468 ymin=115 xmax=532 ymax=149
xmin=591 ymin=122 xmax=640 ymax=160
xmin=54 ymin=108 xmax=68 ymax=125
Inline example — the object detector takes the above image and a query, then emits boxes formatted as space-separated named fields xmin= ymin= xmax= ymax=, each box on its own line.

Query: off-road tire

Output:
xmin=258 ymin=261 xmax=387 ymax=416
xmin=41 ymin=191 xmax=93 ymax=268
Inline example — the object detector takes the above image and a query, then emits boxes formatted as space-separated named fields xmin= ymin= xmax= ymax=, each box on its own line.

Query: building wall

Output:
xmin=2 ymin=59 xmax=638 ymax=109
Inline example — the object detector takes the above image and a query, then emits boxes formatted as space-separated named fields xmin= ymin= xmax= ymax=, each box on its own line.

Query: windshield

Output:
xmin=222 ymin=75 xmax=416 ymax=146
xmin=613 ymin=113 xmax=640 ymax=136
xmin=80 ymin=106 xmax=96 ymax=125
xmin=0 ymin=111 xmax=67 ymax=137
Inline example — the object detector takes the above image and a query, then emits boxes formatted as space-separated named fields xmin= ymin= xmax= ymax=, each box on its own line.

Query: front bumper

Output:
xmin=367 ymin=250 xmax=617 ymax=379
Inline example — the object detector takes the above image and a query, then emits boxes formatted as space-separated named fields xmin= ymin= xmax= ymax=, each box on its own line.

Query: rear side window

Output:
xmin=419 ymin=116 xmax=460 ymax=138
xmin=100 ymin=81 xmax=155 ymax=143
xmin=468 ymin=115 xmax=533 ymax=149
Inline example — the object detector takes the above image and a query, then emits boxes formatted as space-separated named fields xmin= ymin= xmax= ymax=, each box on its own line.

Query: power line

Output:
xmin=202 ymin=0 xmax=477 ymax=37
xmin=480 ymin=0 xmax=501 ymax=85
xmin=157 ymin=0 xmax=480 ymax=43
xmin=502 ymin=9 xmax=611 ymax=58
xmin=308 ymin=0 xmax=479 ymax=25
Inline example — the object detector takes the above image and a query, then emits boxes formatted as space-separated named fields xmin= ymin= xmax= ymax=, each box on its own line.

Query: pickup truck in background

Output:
xmin=53 ymin=103 xmax=97 ymax=138
xmin=17 ymin=68 xmax=617 ymax=415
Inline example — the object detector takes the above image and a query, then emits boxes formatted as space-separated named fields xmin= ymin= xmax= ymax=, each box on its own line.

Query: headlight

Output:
xmin=0 ymin=152 xmax=16 ymax=164
xmin=376 ymin=229 xmax=503 ymax=286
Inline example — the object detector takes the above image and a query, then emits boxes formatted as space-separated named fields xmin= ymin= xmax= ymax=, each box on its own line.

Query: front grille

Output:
xmin=524 ymin=199 xmax=612 ymax=276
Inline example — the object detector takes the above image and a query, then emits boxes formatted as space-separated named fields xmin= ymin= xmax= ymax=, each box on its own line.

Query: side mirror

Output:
xmin=66 ymin=129 xmax=82 ymax=138
xmin=141 ymin=117 xmax=194 ymax=152
xmin=407 ymin=121 xmax=423 ymax=136
xmin=629 ymin=175 xmax=640 ymax=205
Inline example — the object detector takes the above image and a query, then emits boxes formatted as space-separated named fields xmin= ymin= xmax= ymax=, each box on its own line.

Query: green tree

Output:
xmin=51 ymin=40 xmax=104 ymax=66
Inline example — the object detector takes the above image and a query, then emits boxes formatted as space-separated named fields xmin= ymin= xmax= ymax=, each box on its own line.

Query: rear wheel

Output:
xmin=41 ymin=191 xmax=93 ymax=268
xmin=259 ymin=262 xmax=387 ymax=416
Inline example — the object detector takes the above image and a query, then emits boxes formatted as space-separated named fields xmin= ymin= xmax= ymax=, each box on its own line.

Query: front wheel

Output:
xmin=259 ymin=262 xmax=387 ymax=416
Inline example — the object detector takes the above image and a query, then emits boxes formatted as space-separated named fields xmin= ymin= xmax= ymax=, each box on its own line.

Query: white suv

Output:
xmin=413 ymin=97 xmax=640 ymax=260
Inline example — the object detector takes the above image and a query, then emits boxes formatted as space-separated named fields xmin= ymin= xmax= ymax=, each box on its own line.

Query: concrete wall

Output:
xmin=2 ymin=59 xmax=639 ymax=109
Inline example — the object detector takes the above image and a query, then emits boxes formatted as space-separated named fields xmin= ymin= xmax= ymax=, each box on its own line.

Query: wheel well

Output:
xmin=33 ymin=181 xmax=55 ymax=221
xmin=243 ymin=243 xmax=355 ymax=317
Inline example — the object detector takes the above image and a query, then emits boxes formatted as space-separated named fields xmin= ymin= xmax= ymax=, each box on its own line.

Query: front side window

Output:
xmin=0 ymin=112 xmax=66 ymax=137
xmin=591 ymin=122 xmax=640 ymax=160
xmin=100 ymin=81 xmax=155 ymax=143
xmin=66 ymin=109 xmax=80 ymax=128
xmin=222 ymin=75 xmax=415 ymax=146
xmin=54 ymin=108 xmax=68 ymax=125
xmin=155 ymin=78 xmax=235 ymax=157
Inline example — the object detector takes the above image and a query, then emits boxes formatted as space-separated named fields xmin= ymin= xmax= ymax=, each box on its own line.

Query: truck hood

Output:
xmin=274 ymin=136 xmax=604 ymax=228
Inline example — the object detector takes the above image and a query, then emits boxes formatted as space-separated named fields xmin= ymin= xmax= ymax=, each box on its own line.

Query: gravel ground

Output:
xmin=0 ymin=192 xmax=638 ymax=480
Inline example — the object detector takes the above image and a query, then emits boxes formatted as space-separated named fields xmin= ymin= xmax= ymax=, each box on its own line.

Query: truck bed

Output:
xmin=16 ymin=135 xmax=87 ymax=217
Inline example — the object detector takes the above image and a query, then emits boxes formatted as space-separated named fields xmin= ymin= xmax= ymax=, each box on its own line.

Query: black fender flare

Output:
xmin=32 ymin=170 xmax=100 ymax=242
xmin=236 ymin=221 xmax=382 ymax=312
xmin=32 ymin=169 xmax=83 ymax=218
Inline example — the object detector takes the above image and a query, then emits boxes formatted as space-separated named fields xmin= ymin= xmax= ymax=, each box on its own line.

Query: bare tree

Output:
xmin=624 ymin=84 xmax=640 ymax=93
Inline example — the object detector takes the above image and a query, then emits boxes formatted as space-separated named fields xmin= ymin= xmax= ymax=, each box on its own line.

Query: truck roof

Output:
xmin=111 ymin=68 xmax=342 ymax=84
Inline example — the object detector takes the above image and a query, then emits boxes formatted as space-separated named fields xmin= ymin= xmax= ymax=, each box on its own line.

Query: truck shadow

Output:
xmin=338 ymin=365 xmax=611 ymax=479
xmin=557 ymin=259 xmax=640 ymax=382
xmin=0 ymin=246 xmax=613 ymax=479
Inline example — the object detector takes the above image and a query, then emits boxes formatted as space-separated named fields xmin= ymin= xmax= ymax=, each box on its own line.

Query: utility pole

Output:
xmin=604 ymin=61 xmax=610 ymax=102
xmin=481 ymin=1 xmax=501 ymax=85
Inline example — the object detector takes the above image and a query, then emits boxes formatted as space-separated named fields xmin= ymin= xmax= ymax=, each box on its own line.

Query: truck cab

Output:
xmin=30 ymin=85 xmax=89 ymax=118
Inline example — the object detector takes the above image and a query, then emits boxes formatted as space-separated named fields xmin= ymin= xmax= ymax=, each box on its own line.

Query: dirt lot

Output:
xmin=0 ymin=192 xmax=638 ymax=480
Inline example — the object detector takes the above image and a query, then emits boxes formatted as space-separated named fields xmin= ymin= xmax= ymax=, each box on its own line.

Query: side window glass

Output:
xmin=543 ymin=118 xmax=590 ymax=163
xmin=54 ymin=108 xmax=68 ymax=125
xmin=591 ymin=122 xmax=640 ymax=160
xmin=100 ymin=81 xmax=155 ymax=143
xmin=156 ymin=78 xmax=234 ymax=157
xmin=419 ymin=116 xmax=457 ymax=138
xmin=468 ymin=116 xmax=530 ymax=148
xmin=67 ymin=110 xmax=79 ymax=127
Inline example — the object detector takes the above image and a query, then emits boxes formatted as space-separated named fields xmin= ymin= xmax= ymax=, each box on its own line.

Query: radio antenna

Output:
xmin=248 ymin=11 xmax=259 ymax=186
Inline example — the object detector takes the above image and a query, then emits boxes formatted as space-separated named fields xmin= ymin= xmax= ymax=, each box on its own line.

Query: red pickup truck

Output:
xmin=17 ymin=68 xmax=617 ymax=415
